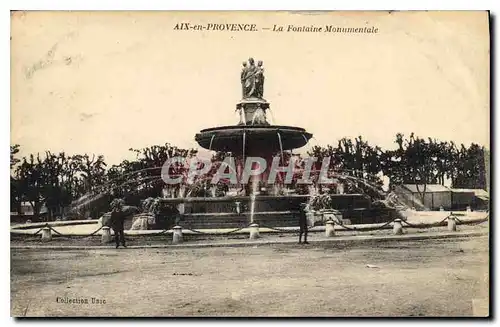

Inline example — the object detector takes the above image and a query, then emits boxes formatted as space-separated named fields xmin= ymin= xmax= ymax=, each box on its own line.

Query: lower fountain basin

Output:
xmin=158 ymin=195 xmax=398 ymax=229
xmin=195 ymin=125 xmax=313 ymax=154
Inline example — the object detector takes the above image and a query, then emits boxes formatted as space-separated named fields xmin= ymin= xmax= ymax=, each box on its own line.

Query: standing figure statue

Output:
xmin=255 ymin=60 xmax=264 ymax=98
xmin=240 ymin=57 xmax=265 ymax=99
xmin=240 ymin=61 xmax=248 ymax=98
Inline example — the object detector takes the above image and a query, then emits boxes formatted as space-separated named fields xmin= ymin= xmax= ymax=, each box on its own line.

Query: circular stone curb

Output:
xmin=10 ymin=230 xmax=488 ymax=251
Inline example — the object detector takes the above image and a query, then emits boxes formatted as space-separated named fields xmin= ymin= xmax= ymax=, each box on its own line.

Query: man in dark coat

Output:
xmin=109 ymin=200 xmax=127 ymax=248
xmin=298 ymin=203 xmax=309 ymax=244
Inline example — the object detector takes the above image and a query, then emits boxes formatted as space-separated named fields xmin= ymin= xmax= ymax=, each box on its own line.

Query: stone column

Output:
xmin=393 ymin=219 xmax=403 ymax=235
xmin=249 ymin=223 xmax=260 ymax=239
xmin=172 ymin=226 xmax=183 ymax=244
xmin=101 ymin=226 xmax=112 ymax=244
xmin=325 ymin=220 xmax=335 ymax=237
xmin=41 ymin=227 xmax=52 ymax=242
xmin=448 ymin=216 xmax=457 ymax=232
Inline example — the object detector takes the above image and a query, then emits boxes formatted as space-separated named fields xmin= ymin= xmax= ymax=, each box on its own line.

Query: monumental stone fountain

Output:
xmin=156 ymin=58 xmax=391 ymax=229
xmin=195 ymin=57 xmax=313 ymax=191
xmin=35 ymin=57 xmax=399 ymax=231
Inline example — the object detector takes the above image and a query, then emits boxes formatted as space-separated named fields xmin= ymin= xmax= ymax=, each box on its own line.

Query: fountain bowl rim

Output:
xmin=198 ymin=125 xmax=311 ymax=134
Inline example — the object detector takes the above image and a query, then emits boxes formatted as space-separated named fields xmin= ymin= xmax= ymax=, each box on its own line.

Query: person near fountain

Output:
xmin=109 ymin=199 xmax=127 ymax=248
xmin=298 ymin=203 xmax=309 ymax=244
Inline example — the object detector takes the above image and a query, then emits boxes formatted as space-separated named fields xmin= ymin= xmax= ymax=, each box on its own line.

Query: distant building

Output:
xmin=395 ymin=184 xmax=452 ymax=210
xmin=10 ymin=201 xmax=49 ymax=223
xmin=395 ymin=184 xmax=489 ymax=211
xmin=11 ymin=201 xmax=48 ymax=216
xmin=450 ymin=188 xmax=489 ymax=211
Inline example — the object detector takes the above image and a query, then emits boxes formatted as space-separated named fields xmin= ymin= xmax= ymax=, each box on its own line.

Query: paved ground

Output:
xmin=11 ymin=234 xmax=489 ymax=317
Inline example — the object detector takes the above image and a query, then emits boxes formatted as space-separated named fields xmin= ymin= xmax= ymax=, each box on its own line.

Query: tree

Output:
xmin=77 ymin=154 xmax=107 ymax=193
xmin=12 ymin=135 xmax=488 ymax=220
xmin=306 ymin=137 xmax=384 ymax=197
xmin=10 ymin=176 xmax=21 ymax=213
xmin=41 ymin=151 xmax=65 ymax=219
xmin=10 ymin=145 xmax=22 ymax=212
xmin=382 ymin=133 xmax=437 ymax=203
xmin=105 ymin=143 xmax=198 ymax=203
xmin=15 ymin=154 xmax=47 ymax=220
xmin=434 ymin=141 xmax=456 ymax=186
xmin=381 ymin=133 xmax=467 ymax=206
xmin=14 ymin=151 xmax=110 ymax=220
xmin=452 ymin=143 xmax=487 ymax=189
xmin=10 ymin=144 xmax=20 ymax=169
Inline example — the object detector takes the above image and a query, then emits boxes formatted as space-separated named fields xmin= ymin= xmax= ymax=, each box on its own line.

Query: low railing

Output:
xmin=11 ymin=212 xmax=489 ymax=245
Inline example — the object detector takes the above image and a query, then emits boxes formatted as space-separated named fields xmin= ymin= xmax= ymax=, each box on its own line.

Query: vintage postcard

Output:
xmin=10 ymin=11 xmax=490 ymax=317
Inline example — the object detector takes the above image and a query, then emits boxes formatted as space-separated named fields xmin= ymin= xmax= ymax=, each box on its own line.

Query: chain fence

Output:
xmin=454 ymin=214 xmax=489 ymax=226
xmin=13 ymin=212 xmax=489 ymax=240
xmin=336 ymin=219 xmax=394 ymax=231
xmin=47 ymin=224 xmax=104 ymax=239
xmin=180 ymin=223 xmax=254 ymax=236
xmin=400 ymin=215 xmax=450 ymax=229
xmin=258 ymin=225 xmax=300 ymax=233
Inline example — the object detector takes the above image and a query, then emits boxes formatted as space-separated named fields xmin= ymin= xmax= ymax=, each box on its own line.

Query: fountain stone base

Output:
xmin=159 ymin=194 xmax=398 ymax=230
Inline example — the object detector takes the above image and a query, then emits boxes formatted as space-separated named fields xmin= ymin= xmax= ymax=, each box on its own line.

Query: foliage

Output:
xmin=105 ymin=143 xmax=198 ymax=202
xmin=10 ymin=145 xmax=21 ymax=169
xmin=381 ymin=133 xmax=487 ymax=201
xmin=11 ymin=134 xmax=488 ymax=221
xmin=110 ymin=198 xmax=125 ymax=210
xmin=140 ymin=197 xmax=180 ymax=229
xmin=11 ymin=150 xmax=109 ymax=219
xmin=308 ymin=193 xmax=332 ymax=211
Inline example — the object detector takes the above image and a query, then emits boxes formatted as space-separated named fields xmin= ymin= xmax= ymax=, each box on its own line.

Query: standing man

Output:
xmin=298 ymin=203 xmax=309 ymax=244
xmin=109 ymin=199 xmax=127 ymax=248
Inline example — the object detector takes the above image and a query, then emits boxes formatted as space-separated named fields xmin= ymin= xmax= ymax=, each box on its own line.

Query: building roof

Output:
xmin=451 ymin=188 xmax=489 ymax=198
xmin=402 ymin=184 xmax=451 ymax=193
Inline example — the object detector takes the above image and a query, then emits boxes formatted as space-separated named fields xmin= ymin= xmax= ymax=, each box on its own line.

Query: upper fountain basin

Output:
xmin=195 ymin=125 xmax=313 ymax=154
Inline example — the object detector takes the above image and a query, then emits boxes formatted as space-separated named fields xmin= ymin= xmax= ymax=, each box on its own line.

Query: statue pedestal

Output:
xmin=237 ymin=98 xmax=270 ymax=126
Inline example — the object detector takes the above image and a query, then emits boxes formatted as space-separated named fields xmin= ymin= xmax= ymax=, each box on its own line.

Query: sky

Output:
xmin=11 ymin=11 xmax=490 ymax=165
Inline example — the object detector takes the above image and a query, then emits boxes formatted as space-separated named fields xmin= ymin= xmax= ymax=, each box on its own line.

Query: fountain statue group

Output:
xmin=241 ymin=57 xmax=264 ymax=99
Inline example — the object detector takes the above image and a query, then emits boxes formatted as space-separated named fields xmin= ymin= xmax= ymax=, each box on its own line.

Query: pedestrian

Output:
xmin=298 ymin=203 xmax=309 ymax=244
xmin=110 ymin=199 xmax=127 ymax=248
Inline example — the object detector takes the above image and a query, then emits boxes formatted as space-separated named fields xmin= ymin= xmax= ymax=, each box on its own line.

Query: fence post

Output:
xmin=172 ymin=226 xmax=183 ymax=244
xmin=466 ymin=206 xmax=471 ymax=213
xmin=41 ymin=227 xmax=52 ymax=242
xmin=325 ymin=220 xmax=335 ymax=237
xmin=448 ymin=216 xmax=457 ymax=232
xmin=249 ymin=223 xmax=260 ymax=239
xmin=101 ymin=226 xmax=112 ymax=244
xmin=393 ymin=219 xmax=403 ymax=235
